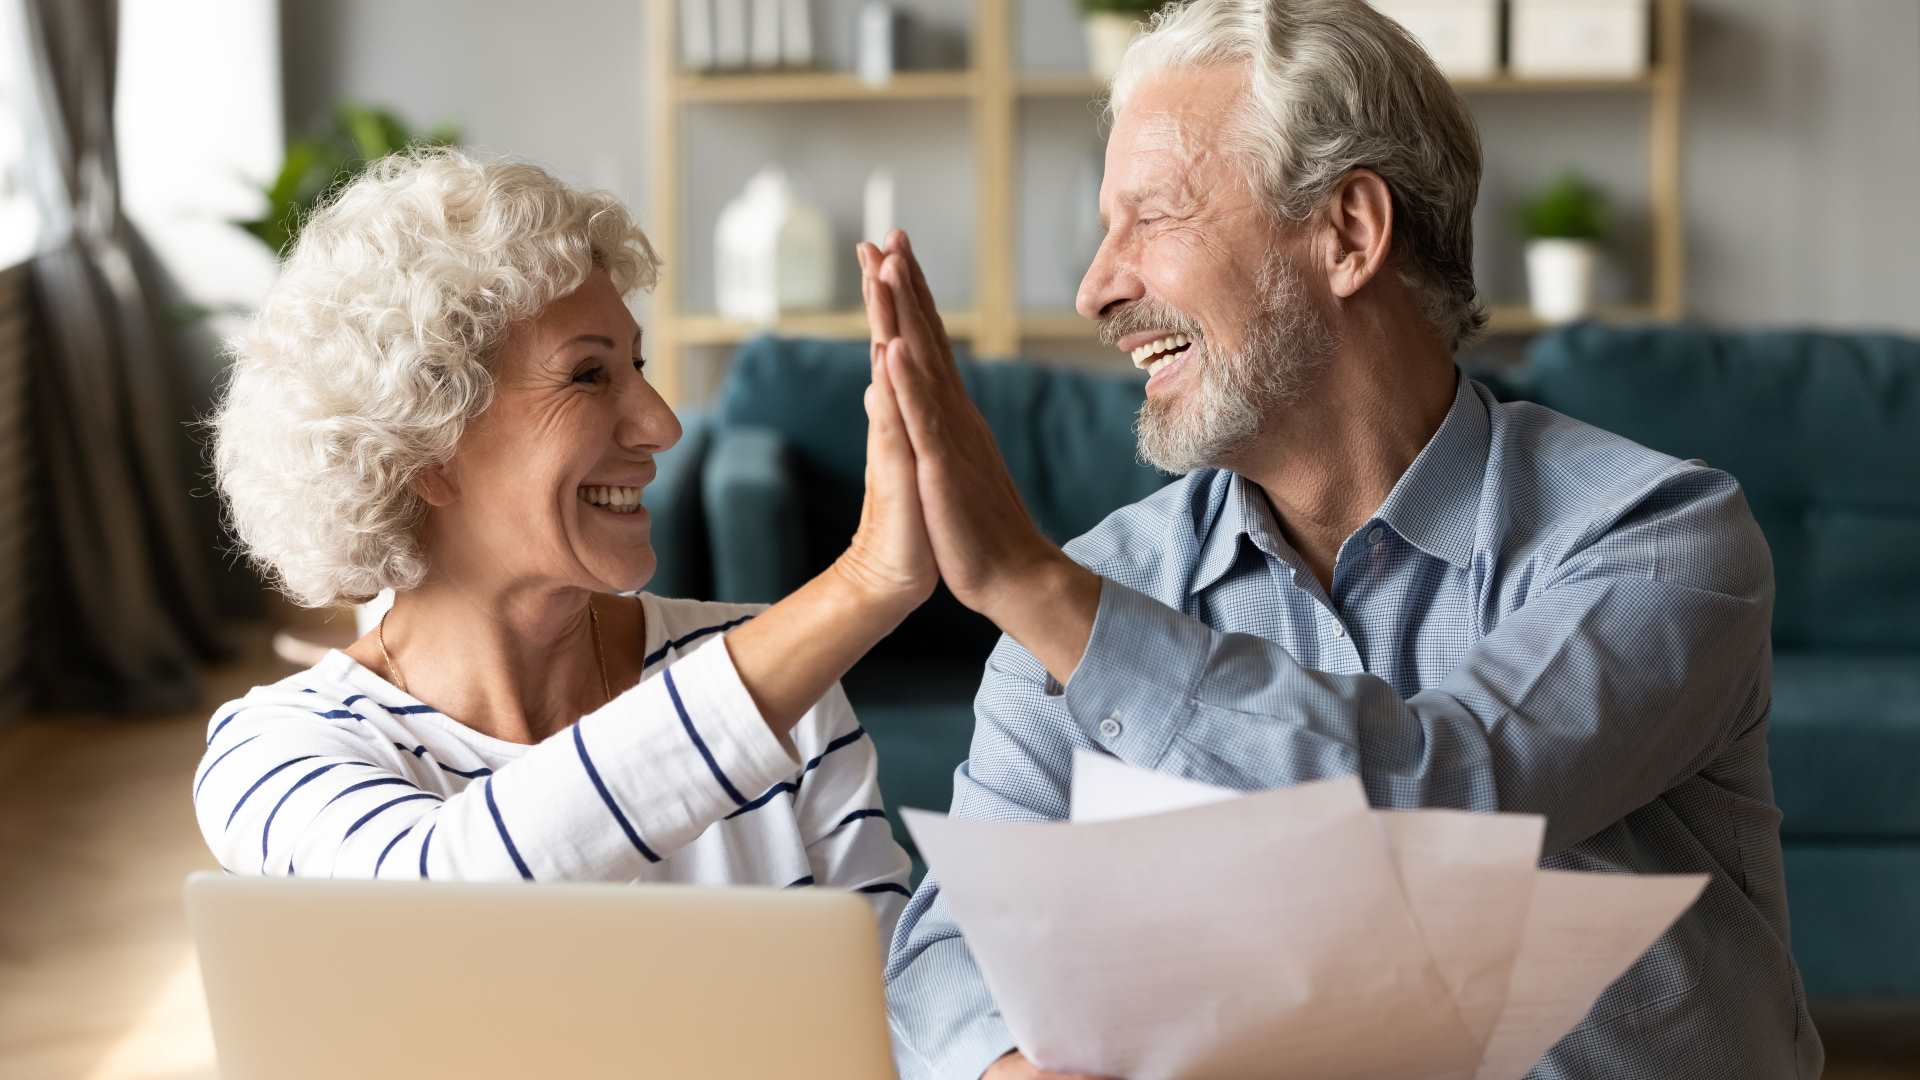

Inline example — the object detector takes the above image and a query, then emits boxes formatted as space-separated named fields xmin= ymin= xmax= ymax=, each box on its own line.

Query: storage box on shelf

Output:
xmin=1368 ymin=0 xmax=1501 ymax=79
xmin=1510 ymin=0 xmax=1652 ymax=76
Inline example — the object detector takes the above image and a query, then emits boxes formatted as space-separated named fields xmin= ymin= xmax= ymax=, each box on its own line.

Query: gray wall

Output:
xmin=283 ymin=0 xmax=1920 ymax=396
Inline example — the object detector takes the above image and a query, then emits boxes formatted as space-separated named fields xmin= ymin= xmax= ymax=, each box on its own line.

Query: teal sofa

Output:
xmin=648 ymin=328 xmax=1920 ymax=1004
xmin=1500 ymin=324 xmax=1920 ymax=1005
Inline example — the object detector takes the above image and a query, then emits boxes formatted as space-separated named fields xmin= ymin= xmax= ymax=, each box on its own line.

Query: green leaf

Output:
xmin=1517 ymin=173 xmax=1608 ymax=242
xmin=1077 ymin=0 xmax=1165 ymax=13
xmin=235 ymin=101 xmax=462 ymax=259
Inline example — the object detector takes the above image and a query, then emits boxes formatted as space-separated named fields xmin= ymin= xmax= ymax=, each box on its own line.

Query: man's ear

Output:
xmin=414 ymin=464 xmax=457 ymax=508
xmin=1322 ymin=168 xmax=1395 ymax=301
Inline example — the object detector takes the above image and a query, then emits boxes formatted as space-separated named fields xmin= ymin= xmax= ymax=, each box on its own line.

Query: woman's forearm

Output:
xmin=724 ymin=559 xmax=912 ymax=737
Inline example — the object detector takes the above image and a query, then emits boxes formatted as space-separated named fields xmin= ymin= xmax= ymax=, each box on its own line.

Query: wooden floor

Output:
xmin=0 ymin=624 xmax=1914 ymax=1078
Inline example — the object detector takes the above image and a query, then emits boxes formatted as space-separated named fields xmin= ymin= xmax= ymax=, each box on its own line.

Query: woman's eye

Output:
xmin=632 ymin=355 xmax=646 ymax=374
xmin=573 ymin=366 xmax=605 ymax=385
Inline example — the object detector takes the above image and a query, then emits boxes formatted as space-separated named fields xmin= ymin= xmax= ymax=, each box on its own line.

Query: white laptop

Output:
xmin=183 ymin=873 xmax=898 ymax=1080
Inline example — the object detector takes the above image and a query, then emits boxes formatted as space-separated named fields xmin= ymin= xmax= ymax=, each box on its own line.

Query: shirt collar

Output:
xmin=1190 ymin=473 xmax=1255 ymax=597
xmin=1187 ymin=369 xmax=1487 ymax=595
xmin=1370 ymin=369 xmax=1487 ymax=570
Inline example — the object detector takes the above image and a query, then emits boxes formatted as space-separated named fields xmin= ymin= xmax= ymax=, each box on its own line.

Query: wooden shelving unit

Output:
xmin=645 ymin=0 xmax=1686 ymax=403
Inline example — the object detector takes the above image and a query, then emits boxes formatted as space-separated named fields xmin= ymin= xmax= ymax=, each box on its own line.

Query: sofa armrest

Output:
xmin=702 ymin=425 xmax=811 ymax=604
xmin=642 ymin=411 xmax=713 ymax=601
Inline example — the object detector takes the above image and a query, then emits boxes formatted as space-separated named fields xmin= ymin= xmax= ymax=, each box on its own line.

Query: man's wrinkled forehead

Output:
xmin=1109 ymin=71 xmax=1247 ymax=182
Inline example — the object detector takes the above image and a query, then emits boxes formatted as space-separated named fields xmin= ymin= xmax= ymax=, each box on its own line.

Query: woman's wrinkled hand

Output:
xmin=831 ymin=245 xmax=938 ymax=621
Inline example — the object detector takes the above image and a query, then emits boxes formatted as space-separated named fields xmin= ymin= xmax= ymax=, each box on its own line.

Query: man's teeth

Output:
xmin=1130 ymin=334 xmax=1194 ymax=373
xmin=578 ymin=485 xmax=644 ymax=513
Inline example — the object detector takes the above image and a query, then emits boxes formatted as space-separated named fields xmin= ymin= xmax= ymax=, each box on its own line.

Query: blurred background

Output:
xmin=1 ymin=0 xmax=1916 ymax=1076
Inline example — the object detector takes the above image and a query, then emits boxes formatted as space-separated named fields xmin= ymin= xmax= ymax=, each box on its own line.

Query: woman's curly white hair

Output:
xmin=211 ymin=147 xmax=660 ymax=608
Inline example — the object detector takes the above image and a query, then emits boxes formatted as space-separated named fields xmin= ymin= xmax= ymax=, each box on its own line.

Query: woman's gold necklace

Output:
xmin=377 ymin=601 xmax=611 ymax=704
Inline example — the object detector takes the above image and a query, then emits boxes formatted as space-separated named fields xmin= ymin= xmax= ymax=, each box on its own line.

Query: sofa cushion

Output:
xmin=1522 ymin=325 xmax=1920 ymax=652
xmin=1769 ymin=651 xmax=1920 ymax=838
xmin=1782 ymin=842 xmax=1920 ymax=1000
xmin=842 ymin=661 xmax=987 ymax=879
xmin=1520 ymin=328 xmax=1920 ymax=645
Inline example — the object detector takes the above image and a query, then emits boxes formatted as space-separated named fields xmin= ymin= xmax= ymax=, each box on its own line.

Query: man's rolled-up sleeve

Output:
xmin=1064 ymin=463 xmax=1773 ymax=854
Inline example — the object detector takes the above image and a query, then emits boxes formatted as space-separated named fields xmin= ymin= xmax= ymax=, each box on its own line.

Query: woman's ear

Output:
xmin=414 ymin=464 xmax=458 ymax=508
xmin=1322 ymin=168 xmax=1395 ymax=300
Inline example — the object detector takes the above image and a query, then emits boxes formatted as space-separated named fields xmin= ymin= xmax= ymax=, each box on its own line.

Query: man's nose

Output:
xmin=1076 ymin=232 xmax=1142 ymax=322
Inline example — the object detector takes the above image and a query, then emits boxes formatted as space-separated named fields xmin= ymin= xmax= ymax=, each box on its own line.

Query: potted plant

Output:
xmin=242 ymin=103 xmax=459 ymax=257
xmin=1079 ymin=0 xmax=1167 ymax=80
xmin=1517 ymin=172 xmax=1607 ymax=324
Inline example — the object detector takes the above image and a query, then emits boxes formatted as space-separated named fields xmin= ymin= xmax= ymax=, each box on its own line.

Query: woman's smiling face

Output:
xmin=423 ymin=267 xmax=681 ymax=596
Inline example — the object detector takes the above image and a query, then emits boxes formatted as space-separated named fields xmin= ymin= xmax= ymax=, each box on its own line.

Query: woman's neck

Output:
xmin=351 ymin=580 xmax=637 ymax=745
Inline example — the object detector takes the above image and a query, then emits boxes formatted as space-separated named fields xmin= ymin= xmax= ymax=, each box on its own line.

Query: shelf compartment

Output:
xmin=676 ymin=71 xmax=976 ymax=104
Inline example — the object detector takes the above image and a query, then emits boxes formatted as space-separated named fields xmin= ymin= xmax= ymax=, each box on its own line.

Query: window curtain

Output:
xmin=20 ymin=0 xmax=226 ymax=712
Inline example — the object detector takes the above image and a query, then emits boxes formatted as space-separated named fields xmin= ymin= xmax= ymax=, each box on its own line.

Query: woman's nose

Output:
xmin=616 ymin=374 xmax=682 ymax=454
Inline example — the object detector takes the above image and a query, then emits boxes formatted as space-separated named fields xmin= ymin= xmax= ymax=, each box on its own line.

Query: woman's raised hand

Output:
xmin=829 ymin=244 xmax=938 ymax=619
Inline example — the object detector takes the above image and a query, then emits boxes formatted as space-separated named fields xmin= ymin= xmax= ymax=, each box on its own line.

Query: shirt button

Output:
xmin=1367 ymin=526 xmax=1385 ymax=545
xmin=1332 ymin=623 xmax=1347 ymax=638
xmin=1098 ymin=716 xmax=1124 ymax=740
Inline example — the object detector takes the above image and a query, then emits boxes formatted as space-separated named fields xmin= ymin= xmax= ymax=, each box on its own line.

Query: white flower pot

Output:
xmin=1525 ymin=239 xmax=1599 ymax=323
xmin=1084 ymin=12 xmax=1147 ymax=81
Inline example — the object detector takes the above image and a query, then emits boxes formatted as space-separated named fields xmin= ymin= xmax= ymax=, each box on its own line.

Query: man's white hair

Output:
xmin=1110 ymin=0 xmax=1486 ymax=350
xmin=210 ymin=147 xmax=660 ymax=608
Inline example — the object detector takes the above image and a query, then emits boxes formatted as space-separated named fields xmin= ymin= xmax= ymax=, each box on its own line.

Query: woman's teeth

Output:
xmin=578 ymin=485 xmax=644 ymax=514
xmin=1131 ymin=334 xmax=1195 ymax=376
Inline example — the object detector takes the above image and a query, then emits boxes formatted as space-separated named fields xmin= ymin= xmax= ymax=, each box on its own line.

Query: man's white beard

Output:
xmin=1135 ymin=255 xmax=1336 ymax=475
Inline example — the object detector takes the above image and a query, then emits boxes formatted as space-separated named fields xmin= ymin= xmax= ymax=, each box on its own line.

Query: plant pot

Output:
xmin=1084 ymin=12 xmax=1147 ymax=81
xmin=1525 ymin=238 xmax=1599 ymax=323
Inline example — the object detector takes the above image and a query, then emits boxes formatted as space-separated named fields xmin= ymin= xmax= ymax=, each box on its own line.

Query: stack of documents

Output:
xmin=903 ymin=752 xmax=1706 ymax=1080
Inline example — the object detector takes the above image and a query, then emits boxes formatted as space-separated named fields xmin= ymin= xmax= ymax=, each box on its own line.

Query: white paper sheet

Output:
xmin=1070 ymin=753 xmax=1542 ymax=1055
xmin=1472 ymin=870 xmax=1708 ymax=1080
xmin=904 ymin=774 xmax=1480 ymax=1080
xmin=905 ymin=753 xmax=1707 ymax=1080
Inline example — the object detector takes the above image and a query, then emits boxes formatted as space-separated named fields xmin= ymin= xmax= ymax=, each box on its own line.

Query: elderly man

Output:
xmin=859 ymin=1 xmax=1821 ymax=1078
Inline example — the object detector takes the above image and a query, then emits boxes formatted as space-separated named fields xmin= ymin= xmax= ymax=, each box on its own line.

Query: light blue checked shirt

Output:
xmin=886 ymin=374 xmax=1822 ymax=1080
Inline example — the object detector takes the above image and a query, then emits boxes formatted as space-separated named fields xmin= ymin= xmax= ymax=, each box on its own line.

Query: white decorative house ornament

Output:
xmin=1368 ymin=0 xmax=1500 ymax=80
xmin=715 ymin=168 xmax=834 ymax=323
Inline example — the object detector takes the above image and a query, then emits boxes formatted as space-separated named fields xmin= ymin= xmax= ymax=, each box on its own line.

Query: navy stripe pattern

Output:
xmin=664 ymin=667 xmax=745 ymax=805
xmin=193 ymin=596 xmax=908 ymax=926
xmin=574 ymin=723 xmax=661 ymax=863
xmin=642 ymin=615 xmax=754 ymax=669
xmin=418 ymin=823 xmax=436 ymax=880
xmin=483 ymin=777 xmax=533 ymax=881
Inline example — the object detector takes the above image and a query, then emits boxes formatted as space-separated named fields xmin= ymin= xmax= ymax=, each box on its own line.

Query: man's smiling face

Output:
xmin=1077 ymin=64 xmax=1336 ymax=473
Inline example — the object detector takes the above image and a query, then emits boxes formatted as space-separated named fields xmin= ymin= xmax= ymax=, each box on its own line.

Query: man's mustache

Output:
xmin=1098 ymin=298 xmax=1204 ymax=349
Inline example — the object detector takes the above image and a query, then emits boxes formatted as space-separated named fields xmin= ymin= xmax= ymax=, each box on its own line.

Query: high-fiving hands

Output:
xmin=855 ymin=231 xmax=1103 ymax=687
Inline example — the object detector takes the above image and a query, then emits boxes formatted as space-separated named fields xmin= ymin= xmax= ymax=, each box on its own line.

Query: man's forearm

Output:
xmin=977 ymin=552 xmax=1102 ymax=688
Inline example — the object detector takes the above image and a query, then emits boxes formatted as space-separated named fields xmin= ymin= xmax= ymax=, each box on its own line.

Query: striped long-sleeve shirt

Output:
xmin=192 ymin=594 xmax=912 ymax=944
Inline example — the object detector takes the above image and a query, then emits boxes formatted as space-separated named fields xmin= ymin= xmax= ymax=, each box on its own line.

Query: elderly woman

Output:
xmin=196 ymin=148 xmax=929 ymax=933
